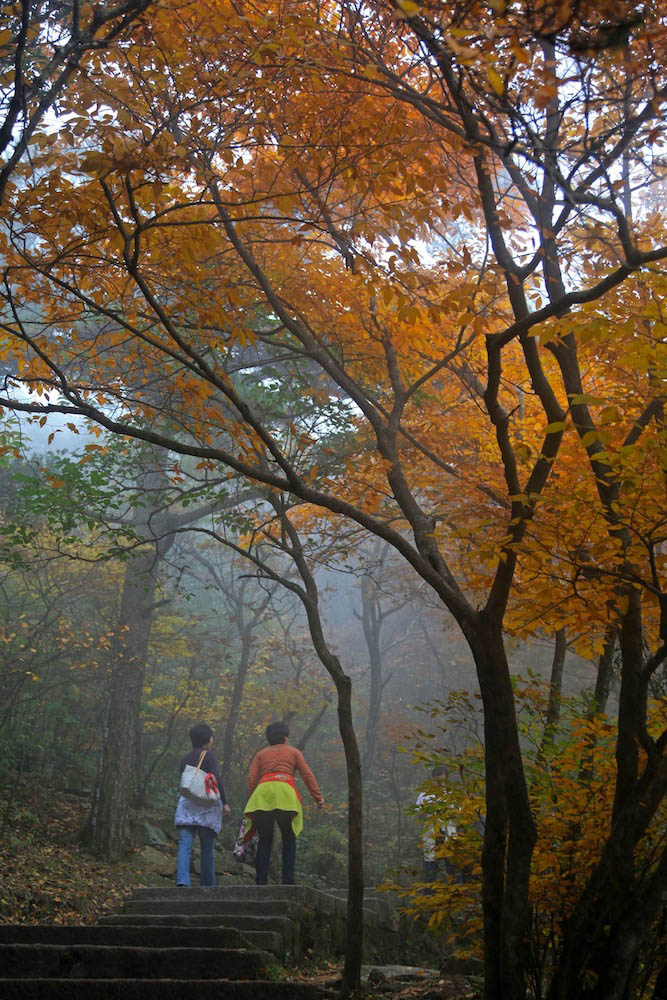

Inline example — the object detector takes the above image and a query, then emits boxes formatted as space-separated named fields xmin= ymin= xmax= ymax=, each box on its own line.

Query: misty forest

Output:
xmin=0 ymin=2 xmax=665 ymax=1000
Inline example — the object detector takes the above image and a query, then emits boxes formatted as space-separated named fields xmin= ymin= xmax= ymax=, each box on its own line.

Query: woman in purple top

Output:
xmin=175 ymin=723 xmax=231 ymax=887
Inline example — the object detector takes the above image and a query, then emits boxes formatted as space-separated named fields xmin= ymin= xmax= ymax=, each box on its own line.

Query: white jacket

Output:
xmin=174 ymin=793 xmax=222 ymax=833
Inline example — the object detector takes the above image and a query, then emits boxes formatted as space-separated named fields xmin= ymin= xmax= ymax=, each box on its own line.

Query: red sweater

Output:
xmin=248 ymin=744 xmax=322 ymax=802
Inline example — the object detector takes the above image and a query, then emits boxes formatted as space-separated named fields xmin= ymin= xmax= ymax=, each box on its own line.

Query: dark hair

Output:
xmin=189 ymin=723 xmax=213 ymax=748
xmin=266 ymin=721 xmax=289 ymax=745
xmin=431 ymin=765 xmax=447 ymax=779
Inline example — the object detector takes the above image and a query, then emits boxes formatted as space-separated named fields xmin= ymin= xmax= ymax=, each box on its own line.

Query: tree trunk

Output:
xmin=591 ymin=627 xmax=617 ymax=716
xmin=83 ymin=542 xmax=166 ymax=859
xmin=545 ymin=628 xmax=566 ymax=731
xmin=547 ymin=748 xmax=667 ymax=1000
xmin=300 ymin=605 xmax=364 ymax=997
xmin=337 ymin=672 xmax=365 ymax=999
xmin=590 ymin=847 xmax=667 ymax=1000
xmin=613 ymin=589 xmax=646 ymax=822
xmin=270 ymin=501 xmax=365 ymax=996
xmin=296 ymin=698 xmax=332 ymax=751
xmin=221 ymin=628 xmax=252 ymax=778
xmin=360 ymin=574 xmax=384 ymax=773
xmin=467 ymin=614 xmax=538 ymax=1000
xmin=83 ymin=451 xmax=179 ymax=860
xmin=547 ymin=589 xmax=666 ymax=1000
xmin=536 ymin=628 xmax=567 ymax=764
xmin=578 ymin=629 xmax=619 ymax=787
xmin=82 ymin=457 xmax=239 ymax=858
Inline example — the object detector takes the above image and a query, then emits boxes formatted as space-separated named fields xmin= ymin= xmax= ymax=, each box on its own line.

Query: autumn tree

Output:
xmin=0 ymin=2 xmax=665 ymax=997
xmin=401 ymin=681 xmax=666 ymax=999
xmin=0 ymin=0 xmax=154 ymax=206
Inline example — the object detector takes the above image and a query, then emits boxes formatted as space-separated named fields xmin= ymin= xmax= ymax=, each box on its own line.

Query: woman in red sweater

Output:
xmin=244 ymin=721 xmax=324 ymax=885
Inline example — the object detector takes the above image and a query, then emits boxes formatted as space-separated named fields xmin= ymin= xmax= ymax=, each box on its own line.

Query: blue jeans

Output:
xmin=176 ymin=825 xmax=217 ymax=887
xmin=254 ymin=809 xmax=296 ymax=885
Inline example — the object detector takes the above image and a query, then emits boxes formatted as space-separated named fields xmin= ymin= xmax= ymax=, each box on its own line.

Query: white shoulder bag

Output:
xmin=180 ymin=750 xmax=221 ymax=806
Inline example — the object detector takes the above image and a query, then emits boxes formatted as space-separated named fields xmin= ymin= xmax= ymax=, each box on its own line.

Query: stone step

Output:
xmin=0 ymin=944 xmax=266 ymax=980
xmin=131 ymin=884 xmax=394 ymax=926
xmin=96 ymin=915 xmax=287 ymax=955
xmin=133 ymin=885 xmax=338 ymax=902
xmin=100 ymin=912 xmax=294 ymax=935
xmin=0 ymin=980 xmax=321 ymax=999
xmin=0 ymin=924 xmax=245 ymax=949
xmin=122 ymin=899 xmax=302 ymax=917
xmin=125 ymin=893 xmax=375 ymax=919
xmin=132 ymin=882 xmax=320 ymax=900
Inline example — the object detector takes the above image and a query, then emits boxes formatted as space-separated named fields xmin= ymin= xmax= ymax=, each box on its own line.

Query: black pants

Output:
xmin=254 ymin=809 xmax=296 ymax=885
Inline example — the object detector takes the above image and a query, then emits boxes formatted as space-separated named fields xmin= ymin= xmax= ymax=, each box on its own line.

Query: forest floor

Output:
xmin=291 ymin=963 xmax=481 ymax=999
xmin=0 ymin=789 xmax=145 ymax=924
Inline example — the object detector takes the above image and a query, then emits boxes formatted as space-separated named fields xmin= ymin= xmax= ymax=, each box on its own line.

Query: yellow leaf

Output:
xmin=488 ymin=68 xmax=504 ymax=95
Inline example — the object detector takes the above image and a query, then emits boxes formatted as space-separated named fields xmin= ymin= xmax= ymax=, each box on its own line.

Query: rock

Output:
xmin=136 ymin=846 xmax=174 ymax=879
xmin=218 ymin=864 xmax=255 ymax=883
xmin=133 ymin=873 xmax=175 ymax=888
xmin=361 ymin=965 xmax=438 ymax=983
xmin=188 ymin=859 xmax=255 ymax=884
xmin=142 ymin=822 xmax=170 ymax=849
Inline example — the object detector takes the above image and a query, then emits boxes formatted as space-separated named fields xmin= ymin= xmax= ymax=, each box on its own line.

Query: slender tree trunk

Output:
xmin=184 ymin=564 xmax=272 ymax=784
xmin=337 ymin=672 xmax=364 ymax=998
xmin=0 ymin=740 xmax=27 ymax=840
xmin=360 ymin=575 xmax=384 ymax=772
xmin=221 ymin=629 xmax=252 ymax=777
xmin=296 ymin=698 xmax=332 ymax=751
xmin=293 ymin=594 xmax=364 ymax=995
xmin=613 ymin=589 xmax=646 ymax=822
xmin=578 ymin=628 xmax=619 ymax=786
xmin=300 ymin=604 xmax=364 ymax=997
xmin=536 ymin=628 xmax=567 ymax=764
xmin=591 ymin=627 xmax=617 ymax=716
xmin=545 ymin=628 xmax=566 ymax=731
xmin=270 ymin=501 xmax=364 ymax=996
xmin=136 ymin=672 xmax=194 ymax=806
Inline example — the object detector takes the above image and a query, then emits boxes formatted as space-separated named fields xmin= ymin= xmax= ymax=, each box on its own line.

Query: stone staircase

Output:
xmin=0 ymin=884 xmax=397 ymax=997
xmin=0 ymin=896 xmax=318 ymax=998
xmin=102 ymin=885 xmax=398 ymax=962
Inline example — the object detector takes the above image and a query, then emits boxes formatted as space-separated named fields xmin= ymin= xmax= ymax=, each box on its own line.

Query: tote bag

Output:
xmin=232 ymin=817 xmax=258 ymax=865
xmin=180 ymin=750 xmax=221 ymax=806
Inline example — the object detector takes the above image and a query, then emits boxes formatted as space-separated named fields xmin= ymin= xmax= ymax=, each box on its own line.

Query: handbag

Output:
xmin=180 ymin=749 xmax=221 ymax=806
xmin=232 ymin=817 xmax=258 ymax=865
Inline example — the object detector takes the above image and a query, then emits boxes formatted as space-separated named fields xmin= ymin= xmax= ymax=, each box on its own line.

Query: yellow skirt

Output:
xmin=244 ymin=780 xmax=304 ymax=836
